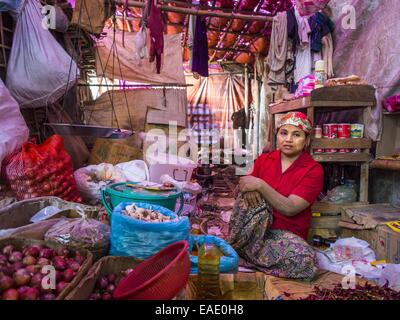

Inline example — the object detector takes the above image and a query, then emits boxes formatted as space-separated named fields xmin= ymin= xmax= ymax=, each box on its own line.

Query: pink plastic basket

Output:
xmin=113 ymin=241 xmax=190 ymax=300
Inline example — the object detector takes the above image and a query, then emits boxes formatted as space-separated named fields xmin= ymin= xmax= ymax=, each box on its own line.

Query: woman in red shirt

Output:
xmin=230 ymin=112 xmax=323 ymax=280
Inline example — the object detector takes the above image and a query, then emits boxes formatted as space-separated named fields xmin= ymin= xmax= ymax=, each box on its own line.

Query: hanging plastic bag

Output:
xmin=44 ymin=209 xmax=110 ymax=260
xmin=74 ymin=163 xmax=126 ymax=204
xmin=0 ymin=79 xmax=29 ymax=168
xmin=2 ymin=135 xmax=82 ymax=203
xmin=6 ymin=0 xmax=78 ymax=108
xmin=322 ymin=181 xmax=357 ymax=203
xmin=115 ymin=160 xmax=149 ymax=182
xmin=134 ymin=26 xmax=148 ymax=60
xmin=296 ymin=0 xmax=331 ymax=17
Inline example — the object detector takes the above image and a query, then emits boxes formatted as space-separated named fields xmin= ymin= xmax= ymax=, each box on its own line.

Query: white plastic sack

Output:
xmin=6 ymin=0 xmax=78 ymax=108
xmin=379 ymin=264 xmax=400 ymax=292
xmin=0 ymin=79 xmax=29 ymax=167
xmin=115 ymin=160 xmax=149 ymax=183
xmin=316 ymin=237 xmax=377 ymax=279
xmin=74 ymin=163 xmax=126 ymax=203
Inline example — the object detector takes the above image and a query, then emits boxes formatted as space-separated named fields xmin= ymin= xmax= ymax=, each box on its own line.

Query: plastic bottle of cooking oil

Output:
xmin=197 ymin=243 xmax=221 ymax=300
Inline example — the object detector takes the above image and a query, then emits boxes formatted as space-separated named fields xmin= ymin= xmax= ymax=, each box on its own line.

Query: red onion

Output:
xmin=40 ymin=293 xmax=56 ymax=300
xmin=30 ymin=273 xmax=44 ymax=288
xmin=9 ymin=251 xmax=23 ymax=263
xmin=37 ymin=258 xmax=50 ymax=267
xmin=23 ymin=246 xmax=40 ymax=258
xmin=22 ymin=256 xmax=37 ymax=266
xmin=106 ymin=284 xmax=116 ymax=294
xmin=1 ymin=265 xmax=14 ymax=277
xmin=0 ymin=275 xmax=13 ymax=291
xmin=17 ymin=286 xmax=30 ymax=296
xmin=56 ymin=281 xmax=68 ymax=295
xmin=40 ymin=248 xmax=54 ymax=259
xmin=13 ymin=268 xmax=31 ymax=287
xmin=0 ymin=254 xmax=8 ymax=264
xmin=68 ymin=261 xmax=81 ymax=272
xmin=2 ymin=245 xmax=14 ymax=256
xmin=12 ymin=262 xmax=24 ymax=273
xmin=53 ymin=258 xmax=67 ymax=271
xmin=26 ymin=265 xmax=42 ymax=275
xmin=63 ymin=269 xmax=75 ymax=283
xmin=2 ymin=288 xmax=19 ymax=300
xmin=21 ymin=287 xmax=39 ymax=300
xmin=74 ymin=253 xmax=85 ymax=265
xmin=56 ymin=247 xmax=69 ymax=257
xmin=107 ymin=274 xmax=117 ymax=284
xmin=102 ymin=292 xmax=112 ymax=300
xmin=96 ymin=276 xmax=109 ymax=290
xmin=89 ymin=293 xmax=101 ymax=300
xmin=55 ymin=270 xmax=64 ymax=282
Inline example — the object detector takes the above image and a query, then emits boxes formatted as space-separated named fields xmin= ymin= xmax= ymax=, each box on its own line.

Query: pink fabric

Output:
xmin=384 ymin=95 xmax=400 ymax=113
xmin=294 ymin=6 xmax=311 ymax=46
xmin=296 ymin=0 xmax=330 ymax=17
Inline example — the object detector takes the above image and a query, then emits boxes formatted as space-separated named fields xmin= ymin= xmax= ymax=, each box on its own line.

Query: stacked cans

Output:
xmin=313 ymin=123 xmax=364 ymax=154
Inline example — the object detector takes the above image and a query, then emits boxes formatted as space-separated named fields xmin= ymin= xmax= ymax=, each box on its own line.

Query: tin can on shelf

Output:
xmin=338 ymin=124 xmax=351 ymax=139
xmin=352 ymin=148 xmax=362 ymax=153
xmin=323 ymin=124 xmax=338 ymax=139
xmin=325 ymin=149 xmax=337 ymax=154
xmin=313 ymin=148 xmax=324 ymax=154
xmin=351 ymin=124 xmax=364 ymax=138
xmin=339 ymin=148 xmax=351 ymax=153
xmin=314 ymin=125 xmax=322 ymax=139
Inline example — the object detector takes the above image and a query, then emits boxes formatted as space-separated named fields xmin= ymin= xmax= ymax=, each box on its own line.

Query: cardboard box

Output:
xmin=89 ymin=138 xmax=142 ymax=165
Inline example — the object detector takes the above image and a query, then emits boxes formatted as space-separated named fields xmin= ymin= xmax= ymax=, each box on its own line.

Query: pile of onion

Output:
xmin=88 ymin=269 xmax=134 ymax=300
xmin=0 ymin=244 xmax=86 ymax=300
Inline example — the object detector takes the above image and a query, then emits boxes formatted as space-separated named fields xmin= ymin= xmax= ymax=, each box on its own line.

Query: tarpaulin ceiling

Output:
xmin=111 ymin=0 xmax=294 ymax=64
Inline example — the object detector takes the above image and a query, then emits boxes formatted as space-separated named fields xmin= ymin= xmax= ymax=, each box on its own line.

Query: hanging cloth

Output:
xmin=266 ymin=11 xmax=288 ymax=85
xmin=322 ymin=32 xmax=334 ymax=78
xmin=148 ymin=0 xmax=164 ymax=74
xmin=287 ymin=7 xmax=300 ymax=51
xmin=191 ymin=16 xmax=209 ymax=77
xmin=308 ymin=12 xmax=335 ymax=52
xmin=294 ymin=7 xmax=312 ymax=84
xmin=188 ymin=14 xmax=197 ymax=70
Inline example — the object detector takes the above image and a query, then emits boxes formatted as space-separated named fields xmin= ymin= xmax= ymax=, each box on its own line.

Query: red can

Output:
xmin=325 ymin=149 xmax=337 ymax=153
xmin=323 ymin=124 xmax=338 ymax=139
xmin=338 ymin=124 xmax=351 ymax=139
xmin=339 ymin=148 xmax=351 ymax=153
xmin=313 ymin=148 xmax=324 ymax=154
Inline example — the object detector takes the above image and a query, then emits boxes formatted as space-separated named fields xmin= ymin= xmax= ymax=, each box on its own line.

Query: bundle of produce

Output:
xmin=0 ymin=239 xmax=92 ymax=300
xmin=44 ymin=216 xmax=110 ymax=260
xmin=2 ymin=135 xmax=82 ymax=203
xmin=122 ymin=204 xmax=176 ymax=223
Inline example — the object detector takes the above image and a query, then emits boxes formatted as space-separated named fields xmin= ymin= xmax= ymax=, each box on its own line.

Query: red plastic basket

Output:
xmin=113 ymin=241 xmax=190 ymax=300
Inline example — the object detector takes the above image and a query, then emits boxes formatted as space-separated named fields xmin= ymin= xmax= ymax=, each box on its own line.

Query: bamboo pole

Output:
xmin=118 ymin=0 xmax=273 ymax=22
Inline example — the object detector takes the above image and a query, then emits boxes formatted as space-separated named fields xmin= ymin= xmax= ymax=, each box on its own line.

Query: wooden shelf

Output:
xmin=311 ymin=138 xmax=372 ymax=149
xmin=312 ymin=153 xmax=372 ymax=162
xmin=312 ymin=201 xmax=369 ymax=215
xmin=270 ymin=96 xmax=311 ymax=114
xmin=383 ymin=111 xmax=400 ymax=115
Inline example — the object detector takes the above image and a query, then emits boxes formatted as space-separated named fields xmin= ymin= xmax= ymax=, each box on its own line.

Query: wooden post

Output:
xmin=360 ymin=162 xmax=369 ymax=202
xmin=118 ymin=1 xmax=274 ymax=22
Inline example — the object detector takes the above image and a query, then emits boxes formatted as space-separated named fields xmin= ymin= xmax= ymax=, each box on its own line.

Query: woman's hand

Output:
xmin=239 ymin=176 xmax=265 ymax=193
xmin=243 ymin=191 xmax=263 ymax=208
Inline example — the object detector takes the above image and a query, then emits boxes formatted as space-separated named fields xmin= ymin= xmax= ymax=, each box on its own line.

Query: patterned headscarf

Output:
xmin=277 ymin=112 xmax=313 ymax=134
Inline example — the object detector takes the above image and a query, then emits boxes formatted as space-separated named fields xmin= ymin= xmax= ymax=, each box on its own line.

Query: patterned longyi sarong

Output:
xmin=229 ymin=194 xmax=318 ymax=281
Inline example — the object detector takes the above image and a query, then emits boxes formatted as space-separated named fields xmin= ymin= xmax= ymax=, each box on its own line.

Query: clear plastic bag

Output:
xmin=378 ymin=264 xmax=400 ymax=292
xmin=322 ymin=181 xmax=357 ymax=203
xmin=44 ymin=211 xmax=110 ymax=260
xmin=30 ymin=206 xmax=63 ymax=223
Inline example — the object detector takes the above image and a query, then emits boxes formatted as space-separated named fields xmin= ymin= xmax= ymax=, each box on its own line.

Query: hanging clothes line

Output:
xmin=116 ymin=1 xmax=274 ymax=22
